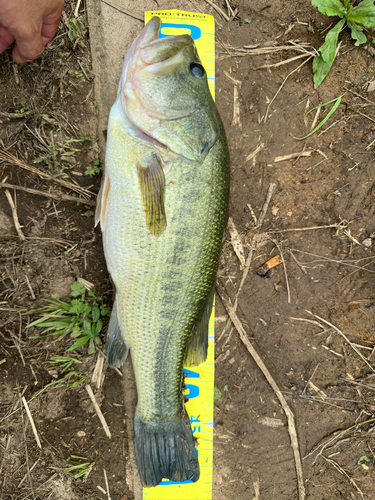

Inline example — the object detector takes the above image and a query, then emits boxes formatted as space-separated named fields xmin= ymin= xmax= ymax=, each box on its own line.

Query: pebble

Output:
xmin=362 ymin=238 xmax=372 ymax=248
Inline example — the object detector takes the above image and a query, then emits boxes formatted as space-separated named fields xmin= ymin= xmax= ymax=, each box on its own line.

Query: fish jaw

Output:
xmin=117 ymin=16 xmax=219 ymax=162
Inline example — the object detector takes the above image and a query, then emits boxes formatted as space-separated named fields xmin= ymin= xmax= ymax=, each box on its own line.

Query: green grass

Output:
xmin=26 ymin=282 xmax=110 ymax=355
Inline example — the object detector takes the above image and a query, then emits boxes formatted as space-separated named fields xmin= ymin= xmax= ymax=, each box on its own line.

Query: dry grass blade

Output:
xmin=4 ymin=189 xmax=25 ymax=240
xmin=22 ymin=396 xmax=42 ymax=448
xmin=219 ymin=41 xmax=314 ymax=58
xmin=103 ymin=469 xmax=111 ymax=500
xmin=306 ymin=311 xmax=375 ymax=373
xmin=227 ymin=217 xmax=246 ymax=268
xmin=0 ymin=181 xmax=96 ymax=205
xmin=275 ymin=151 xmax=312 ymax=162
xmin=264 ymin=56 xmax=313 ymax=122
xmin=216 ymin=285 xmax=305 ymax=500
xmin=320 ymin=455 xmax=364 ymax=499
xmin=202 ymin=0 xmax=230 ymax=21
xmin=255 ymin=52 xmax=313 ymax=69
xmin=0 ymin=150 xmax=94 ymax=198
xmin=85 ymin=385 xmax=111 ymax=438
xmin=246 ymin=143 xmax=264 ymax=163
xmin=20 ymin=397 xmax=36 ymax=499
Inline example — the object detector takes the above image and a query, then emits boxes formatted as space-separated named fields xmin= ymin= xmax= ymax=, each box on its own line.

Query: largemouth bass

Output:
xmin=95 ymin=16 xmax=230 ymax=487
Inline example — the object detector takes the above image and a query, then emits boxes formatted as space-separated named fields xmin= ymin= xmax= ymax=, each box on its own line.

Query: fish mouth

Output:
xmin=119 ymin=17 xmax=196 ymax=149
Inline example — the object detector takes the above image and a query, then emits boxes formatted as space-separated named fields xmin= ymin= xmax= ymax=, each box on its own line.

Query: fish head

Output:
xmin=119 ymin=16 xmax=220 ymax=162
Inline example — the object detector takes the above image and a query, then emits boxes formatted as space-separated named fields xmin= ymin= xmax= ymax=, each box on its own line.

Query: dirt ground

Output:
xmin=1 ymin=0 xmax=375 ymax=499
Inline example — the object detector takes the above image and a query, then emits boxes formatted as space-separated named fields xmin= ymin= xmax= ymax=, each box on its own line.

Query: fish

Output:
xmin=95 ymin=16 xmax=230 ymax=488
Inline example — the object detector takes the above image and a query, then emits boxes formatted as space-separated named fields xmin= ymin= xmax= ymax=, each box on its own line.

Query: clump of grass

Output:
xmin=52 ymin=455 xmax=95 ymax=479
xmin=312 ymin=0 xmax=375 ymax=87
xmin=26 ymin=282 xmax=110 ymax=355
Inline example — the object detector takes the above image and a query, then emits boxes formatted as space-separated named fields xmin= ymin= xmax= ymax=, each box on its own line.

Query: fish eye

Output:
xmin=190 ymin=62 xmax=205 ymax=78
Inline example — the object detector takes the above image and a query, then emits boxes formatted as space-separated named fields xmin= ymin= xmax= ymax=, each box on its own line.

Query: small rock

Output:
xmin=77 ymin=430 xmax=86 ymax=437
xmin=362 ymin=238 xmax=372 ymax=248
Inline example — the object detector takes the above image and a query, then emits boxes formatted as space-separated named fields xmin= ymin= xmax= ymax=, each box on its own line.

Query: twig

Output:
xmin=274 ymin=151 xmax=312 ymax=162
xmin=0 ymin=182 xmax=96 ymax=205
xmin=257 ymin=182 xmax=277 ymax=229
xmin=101 ymin=0 xmax=143 ymax=21
xmin=9 ymin=331 xmax=26 ymax=366
xmin=85 ymin=385 xmax=112 ymax=438
xmin=245 ymin=143 xmax=264 ymax=163
xmin=20 ymin=397 xmax=36 ymax=499
xmin=202 ymin=0 xmax=230 ymax=21
xmin=307 ymin=311 xmax=375 ymax=373
xmin=310 ymin=107 xmax=321 ymax=132
xmin=4 ymin=189 xmax=25 ymax=240
xmin=227 ymin=217 xmax=246 ymax=268
xmin=256 ymin=52 xmax=312 ymax=69
xmin=216 ymin=285 xmax=305 ymax=500
xmin=268 ymin=237 xmax=291 ymax=303
xmin=269 ymin=222 xmax=345 ymax=233
xmin=352 ymin=109 xmax=375 ymax=125
xmin=264 ymin=56 xmax=313 ymax=122
xmin=320 ymin=455 xmax=364 ymax=499
xmin=341 ymin=378 xmax=375 ymax=392
xmin=0 ymin=110 xmax=33 ymax=121
xmin=289 ymin=250 xmax=308 ymax=275
xmin=344 ymin=86 xmax=375 ymax=106
xmin=74 ymin=0 xmax=82 ymax=17
xmin=24 ymin=274 xmax=36 ymax=300
xmin=22 ymin=397 xmax=42 ymax=448
xmin=17 ymin=458 xmax=40 ymax=488
xmin=290 ymin=249 xmax=375 ymax=274
xmin=0 ymin=150 xmax=94 ymax=198
xmin=103 ymin=469 xmax=111 ymax=500
xmin=302 ymin=363 xmax=320 ymax=396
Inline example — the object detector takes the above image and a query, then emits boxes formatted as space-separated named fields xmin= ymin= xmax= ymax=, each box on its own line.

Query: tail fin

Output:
xmin=134 ymin=411 xmax=199 ymax=487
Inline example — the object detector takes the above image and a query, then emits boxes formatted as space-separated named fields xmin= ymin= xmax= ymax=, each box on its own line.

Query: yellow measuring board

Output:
xmin=143 ymin=12 xmax=216 ymax=499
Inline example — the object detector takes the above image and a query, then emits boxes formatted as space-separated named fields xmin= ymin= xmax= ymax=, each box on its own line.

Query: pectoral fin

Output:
xmin=95 ymin=173 xmax=110 ymax=231
xmin=137 ymin=154 xmax=166 ymax=237
xmin=185 ymin=285 xmax=215 ymax=367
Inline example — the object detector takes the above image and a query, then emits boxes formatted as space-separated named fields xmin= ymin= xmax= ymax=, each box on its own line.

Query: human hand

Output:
xmin=0 ymin=0 xmax=64 ymax=63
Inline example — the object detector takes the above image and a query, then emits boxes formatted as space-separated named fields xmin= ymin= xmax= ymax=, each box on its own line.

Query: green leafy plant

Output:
xmin=85 ymin=158 xmax=103 ymax=177
xmin=26 ymin=282 xmax=111 ymax=355
xmin=312 ymin=0 xmax=375 ymax=87
xmin=68 ymin=17 xmax=87 ymax=49
xmin=358 ymin=455 xmax=371 ymax=464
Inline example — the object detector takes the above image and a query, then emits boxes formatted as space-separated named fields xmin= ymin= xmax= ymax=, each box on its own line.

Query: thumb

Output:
xmin=12 ymin=28 xmax=44 ymax=63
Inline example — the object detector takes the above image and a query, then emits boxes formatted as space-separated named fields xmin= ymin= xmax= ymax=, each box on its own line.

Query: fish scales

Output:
xmin=96 ymin=16 xmax=230 ymax=487
xmin=105 ymin=101 xmax=229 ymax=420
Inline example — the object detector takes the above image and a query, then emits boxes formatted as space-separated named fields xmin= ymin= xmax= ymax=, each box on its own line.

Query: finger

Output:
xmin=0 ymin=23 xmax=15 ymax=54
xmin=41 ymin=9 xmax=64 ymax=45
xmin=12 ymin=30 xmax=44 ymax=63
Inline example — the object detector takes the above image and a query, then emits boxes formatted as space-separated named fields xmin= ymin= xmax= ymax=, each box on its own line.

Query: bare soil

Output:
xmin=1 ymin=1 xmax=375 ymax=499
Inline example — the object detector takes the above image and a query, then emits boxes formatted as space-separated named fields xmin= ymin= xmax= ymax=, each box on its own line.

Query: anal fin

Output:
xmin=106 ymin=298 xmax=129 ymax=369
xmin=137 ymin=154 xmax=166 ymax=237
xmin=185 ymin=285 xmax=215 ymax=367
